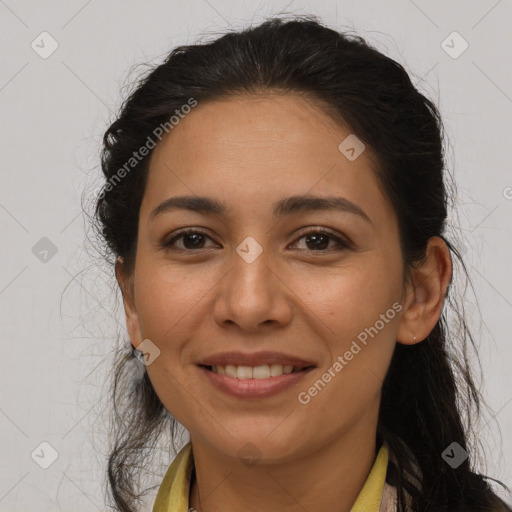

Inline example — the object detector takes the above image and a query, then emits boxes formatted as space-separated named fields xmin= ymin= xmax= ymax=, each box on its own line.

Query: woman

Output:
xmin=94 ymin=15 xmax=511 ymax=512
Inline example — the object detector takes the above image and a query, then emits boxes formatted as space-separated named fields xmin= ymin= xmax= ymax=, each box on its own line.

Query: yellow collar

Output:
xmin=153 ymin=441 xmax=389 ymax=512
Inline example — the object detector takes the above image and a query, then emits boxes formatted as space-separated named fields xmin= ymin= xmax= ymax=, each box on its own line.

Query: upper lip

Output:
xmin=197 ymin=351 xmax=316 ymax=368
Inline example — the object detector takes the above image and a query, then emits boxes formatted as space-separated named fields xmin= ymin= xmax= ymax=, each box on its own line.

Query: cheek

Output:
xmin=133 ymin=262 xmax=206 ymax=344
xmin=296 ymin=256 xmax=401 ymax=390
xmin=295 ymin=269 xmax=398 ymax=427
xmin=301 ymin=257 xmax=402 ymax=337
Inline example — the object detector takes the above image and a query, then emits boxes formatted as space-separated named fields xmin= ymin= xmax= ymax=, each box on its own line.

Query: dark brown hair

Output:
xmin=93 ymin=15 xmax=511 ymax=512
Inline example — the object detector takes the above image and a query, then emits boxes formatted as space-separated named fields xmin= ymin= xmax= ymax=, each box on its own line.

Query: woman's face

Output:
xmin=121 ymin=93 xmax=410 ymax=462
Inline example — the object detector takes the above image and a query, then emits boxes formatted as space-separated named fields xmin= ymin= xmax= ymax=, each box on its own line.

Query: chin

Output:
xmin=196 ymin=426 xmax=306 ymax=464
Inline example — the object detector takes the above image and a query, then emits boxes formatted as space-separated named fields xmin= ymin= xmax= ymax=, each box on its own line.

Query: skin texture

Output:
xmin=116 ymin=93 xmax=452 ymax=512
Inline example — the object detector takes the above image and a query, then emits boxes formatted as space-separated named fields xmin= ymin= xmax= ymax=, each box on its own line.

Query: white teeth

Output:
xmin=253 ymin=365 xmax=270 ymax=379
xmin=225 ymin=365 xmax=238 ymax=378
xmin=283 ymin=365 xmax=293 ymax=374
xmin=210 ymin=363 xmax=302 ymax=379
xmin=214 ymin=365 xmax=226 ymax=375
xmin=236 ymin=366 xmax=253 ymax=379
xmin=270 ymin=364 xmax=283 ymax=377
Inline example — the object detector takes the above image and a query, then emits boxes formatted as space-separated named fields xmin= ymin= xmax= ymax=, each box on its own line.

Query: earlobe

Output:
xmin=396 ymin=237 xmax=452 ymax=346
xmin=115 ymin=256 xmax=129 ymax=301
xmin=115 ymin=256 xmax=143 ymax=348
xmin=396 ymin=282 xmax=428 ymax=345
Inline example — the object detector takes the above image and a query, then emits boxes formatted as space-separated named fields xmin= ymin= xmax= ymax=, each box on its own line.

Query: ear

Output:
xmin=396 ymin=236 xmax=452 ymax=345
xmin=115 ymin=256 xmax=143 ymax=349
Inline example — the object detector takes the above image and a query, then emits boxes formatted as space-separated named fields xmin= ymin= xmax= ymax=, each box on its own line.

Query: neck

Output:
xmin=188 ymin=405 xmax=380 ymax=512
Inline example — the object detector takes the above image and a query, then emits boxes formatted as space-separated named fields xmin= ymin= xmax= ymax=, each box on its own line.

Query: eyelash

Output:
xmin=161 ymin=227 xmax=351 ymax=254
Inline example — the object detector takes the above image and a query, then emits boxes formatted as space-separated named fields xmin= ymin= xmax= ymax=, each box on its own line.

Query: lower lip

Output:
xmin=199 ymin=366 xmax=315 ymax=399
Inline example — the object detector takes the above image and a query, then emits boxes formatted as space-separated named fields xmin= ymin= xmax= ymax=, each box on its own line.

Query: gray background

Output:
xmin=1 ymin=0 xmax=511 ymax=510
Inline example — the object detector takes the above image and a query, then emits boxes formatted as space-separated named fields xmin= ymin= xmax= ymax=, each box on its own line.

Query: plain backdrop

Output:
xmin=1 ymin=1 xmax=511 ymax=510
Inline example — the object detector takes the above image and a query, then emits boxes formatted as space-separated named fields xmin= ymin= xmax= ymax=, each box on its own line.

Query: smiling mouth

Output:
xmin=200 ymin=364 xmax=314 ymax=379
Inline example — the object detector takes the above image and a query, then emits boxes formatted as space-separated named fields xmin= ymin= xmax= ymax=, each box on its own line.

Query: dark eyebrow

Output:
xmin=150 ymin=194 xmax=372 ymax=224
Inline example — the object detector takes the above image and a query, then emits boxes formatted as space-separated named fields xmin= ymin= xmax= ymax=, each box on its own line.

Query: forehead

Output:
xmin=151 ymin=93 xmax=350 ymax=167
xmin=140 ymin=93 xmax=394 ymax=227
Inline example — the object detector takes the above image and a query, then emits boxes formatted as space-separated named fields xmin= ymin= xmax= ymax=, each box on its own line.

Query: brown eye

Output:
xmin=162 ymin=229 xmax=216 ymax=251
xmin=290 ymin=229 xmax=350 ymax=252
xmin=161 ymin=227 xmax=350 ymax=253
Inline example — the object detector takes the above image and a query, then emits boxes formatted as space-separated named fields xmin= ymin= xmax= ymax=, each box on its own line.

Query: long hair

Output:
xmin=92 ymin=15 xmax=511 ymax=511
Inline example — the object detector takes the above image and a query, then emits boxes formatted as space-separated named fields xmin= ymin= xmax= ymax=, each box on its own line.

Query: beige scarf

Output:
xmin=380 ymin=481 xmax=400 ymax=512
xmin=379 ymin=442 xmax=420 ymax=512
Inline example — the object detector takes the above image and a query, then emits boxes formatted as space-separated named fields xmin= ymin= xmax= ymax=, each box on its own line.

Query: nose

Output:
xmin=211 ymin=247 xmax=293 ymax=332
